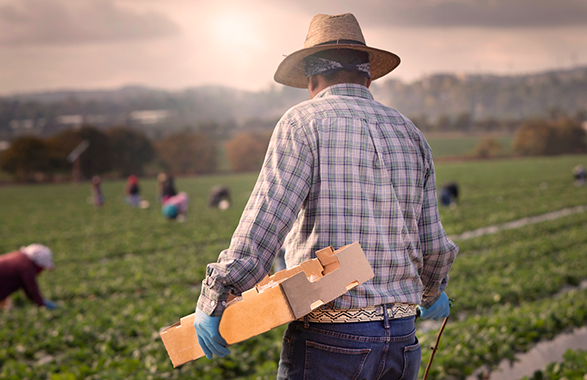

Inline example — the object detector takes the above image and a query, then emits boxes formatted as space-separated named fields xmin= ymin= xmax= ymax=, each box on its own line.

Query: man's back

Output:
xmin=270 ymin=83 xmax=454 ymax=309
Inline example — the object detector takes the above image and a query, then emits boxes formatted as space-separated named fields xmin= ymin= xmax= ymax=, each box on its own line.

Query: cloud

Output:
xmin=0 ymin=0 xmax=181 ymax=46
xmin=285 ymin=0 xmax=587 ymax=28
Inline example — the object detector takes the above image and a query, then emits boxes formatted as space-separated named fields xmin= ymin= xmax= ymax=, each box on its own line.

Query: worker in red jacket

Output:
xmin=0 ymin=244 xmax=57 ymax=310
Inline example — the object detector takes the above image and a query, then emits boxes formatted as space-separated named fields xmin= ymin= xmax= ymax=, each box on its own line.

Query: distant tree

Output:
xmin=474 ymin=117 xmax=500 ymax=133
xmin=550 ymin=118 xmax=587 ymax=154
xmin=0 ymin=135 xmax=51 ymax=180
xmin=409 ymin=114 xmax=432 ymax=132
xmin=106 ymin=127 xmax=155 ymax=176
xmin=435 ymin=114 xmax=452 ymax=132
xmin=513 ymin=119 xmax=553 ymax=156
xmin=513 ymin=118 xmax=587 ymax=156
xmin=225 ymin=131 xmax=271 ymax=172
xmin=46 ymin=130 xmax=81 ymax=173
xmin=47 ymin=125 xmax=112 ymax=178
xmin=155 ymin=132 xmax=217 ymax=175
xmin=474 ymin=137 xmax=502 ymax=158
xmin=454 ymin=112 xmax=473 ymax=132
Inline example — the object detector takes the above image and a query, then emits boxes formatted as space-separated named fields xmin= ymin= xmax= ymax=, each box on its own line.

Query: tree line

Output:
xmin=0 ymin=116 xmax=585 ymax=182
xmin=0 ymin=125 xmax=271 ymax=182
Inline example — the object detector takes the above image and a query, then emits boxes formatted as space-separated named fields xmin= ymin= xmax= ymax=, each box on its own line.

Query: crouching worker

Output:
xmin=162 ymin=192 xmax=189 ymax=222
xmin=0 ymin=244 xmax=57 ymax=310
xmin=208 ymin=185 xmax=231 ymax=210
xmin=573 ymin=165 xmax=586 ymax=186
xmin=439 ymin=182 xmax=459 ymax=208
xmin=193 ymin=13 xmax=458 ymax=380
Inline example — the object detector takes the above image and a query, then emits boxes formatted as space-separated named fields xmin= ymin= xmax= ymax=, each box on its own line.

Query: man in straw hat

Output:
xmin=194 ymin=13 xmax=458 ymax=379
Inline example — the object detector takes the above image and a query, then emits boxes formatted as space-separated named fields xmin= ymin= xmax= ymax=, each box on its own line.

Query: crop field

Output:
xmin=427 ymin=135 xmax=513 ymax=158
xmin=1 ymin=154 xmax=586 ymax=380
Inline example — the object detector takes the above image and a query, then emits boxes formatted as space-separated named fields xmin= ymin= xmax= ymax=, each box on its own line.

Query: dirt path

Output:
xmin=448 ymin=205 xmax=587 ymax=241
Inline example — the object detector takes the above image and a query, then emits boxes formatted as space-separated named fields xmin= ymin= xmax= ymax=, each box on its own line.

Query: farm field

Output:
xmin=1 ymin=154 xmax=586 ymax=380
xmin=426 ymin=135 xmax=513 ymax=158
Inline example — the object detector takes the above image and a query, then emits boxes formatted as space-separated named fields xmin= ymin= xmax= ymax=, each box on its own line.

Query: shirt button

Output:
xmin=210 ymin=300 xmax=216 ymax=307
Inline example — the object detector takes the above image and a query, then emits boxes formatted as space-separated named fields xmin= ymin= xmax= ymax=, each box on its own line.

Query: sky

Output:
xmin=1 ymin=0 xmax=586 ymax=95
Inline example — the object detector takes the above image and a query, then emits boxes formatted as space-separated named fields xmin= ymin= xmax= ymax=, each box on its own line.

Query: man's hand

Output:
xmin=194 ymin=307 xmax=230 ymax=359
xmin=417 ymin=292 xmax=450 ymax=321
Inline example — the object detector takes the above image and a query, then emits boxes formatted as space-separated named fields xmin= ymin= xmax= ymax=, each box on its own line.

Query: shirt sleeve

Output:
xmin=417 ymin=158 xmax=459 ymax=308
xmin=198 ymin=119 xmax=313 ymax=316
xmin=21 ymin=267 xmax=45 ymax=307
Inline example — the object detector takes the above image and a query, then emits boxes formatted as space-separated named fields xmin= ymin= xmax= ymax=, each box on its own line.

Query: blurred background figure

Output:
xmin=573 ymin=165 xmax=586 ymax=186
xmin=161 ymin=174 xmax=177 ymax=203
xmin=124 ymin=175 xmax=141 ymax=207
xmin=0 ymin=244 xmax=57 ymax=311
xmin=91 ymin=175 xmax=104 ymax=207
xmin=439 ymin=182 xmax=459 ymax=208
xmin=208 ymin=185 xmax=231 ymax=210
xmin=157 ymin=172 xmax=168 ymax=203
xmin=162 ymin=192 xmax=189 ymax=222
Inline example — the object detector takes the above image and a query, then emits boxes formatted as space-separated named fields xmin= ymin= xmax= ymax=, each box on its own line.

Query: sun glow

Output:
xmin=208 ymin=10 xmax=264 ymax=57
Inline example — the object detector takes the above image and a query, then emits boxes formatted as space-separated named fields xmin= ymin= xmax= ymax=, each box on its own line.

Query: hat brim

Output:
xmin=274 ymin=44 xmax=401 ymax=89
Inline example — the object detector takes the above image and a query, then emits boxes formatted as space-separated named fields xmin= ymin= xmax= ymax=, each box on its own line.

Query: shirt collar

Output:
xmin=314 ymin=83 xmax=374 ymax=101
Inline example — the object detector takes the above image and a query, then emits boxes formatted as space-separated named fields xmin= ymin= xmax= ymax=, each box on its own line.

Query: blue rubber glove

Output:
xmin=194 ymin=307 xmax=230 ymax=359
xmin=43 ymin=299 xmax=58 ymax=310
xmin=417 ymin=292 xmax=450 ymax=321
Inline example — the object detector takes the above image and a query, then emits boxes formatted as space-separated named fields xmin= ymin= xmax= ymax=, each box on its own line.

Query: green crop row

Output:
xmin=520 ymin=349 xmax=587 ymax=380
xmin=1 ymin=156 xmax=587 ymax=379
xmin=436 ymin=155 xmax=587 ymax=235
xmin=447 ymin=212 xmax=587 ymax=312
xmin=0 ymin=287 xmax=286 ymax=380
xmin=417 ymin=288 xmax=587 ymax=380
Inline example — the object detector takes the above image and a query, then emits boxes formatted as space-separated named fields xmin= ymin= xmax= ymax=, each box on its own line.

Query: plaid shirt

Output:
xmin=198 ymin=84 xmax=458 ymax=316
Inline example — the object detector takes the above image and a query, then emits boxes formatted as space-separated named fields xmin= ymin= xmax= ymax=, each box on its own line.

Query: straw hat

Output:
xmin=274 ymin=13 xmax=400 ymax=88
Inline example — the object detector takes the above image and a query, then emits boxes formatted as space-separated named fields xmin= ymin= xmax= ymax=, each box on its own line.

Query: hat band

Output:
xmin=304 ymin=56 xmax=371 ymax=78
xmin=314 ymin=39 xmax=366 ymax=47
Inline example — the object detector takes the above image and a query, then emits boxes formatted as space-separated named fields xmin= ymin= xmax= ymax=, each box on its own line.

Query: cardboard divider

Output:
xmin=159 ymin=242 xmax=374 ymax=367
xmin=279 ymin=242 xmax=374 ymax=318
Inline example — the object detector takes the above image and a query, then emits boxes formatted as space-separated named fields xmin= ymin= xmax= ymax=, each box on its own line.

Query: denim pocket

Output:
xmin=304 ymin=340 xmax=371 ymax=380
xmin=400 ymin=337 xmax=421 ymax=380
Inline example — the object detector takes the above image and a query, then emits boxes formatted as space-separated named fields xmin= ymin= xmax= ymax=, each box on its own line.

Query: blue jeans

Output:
xmin=277 ymin=315 xmax=420 ymax=380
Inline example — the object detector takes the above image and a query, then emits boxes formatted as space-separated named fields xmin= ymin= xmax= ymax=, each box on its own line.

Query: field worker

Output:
xmin=157 ymin=172 xmax=168 ymax=203
xmin=161 ymin=175 xmax=177 ymax=203
xmin=125 ymin=175 xmax=141 ymax=207
xmin=91 ymin=175 xmax=104 ymax=207
xmin=208 ymin=185 xmax=231 ymax=209
xmin=439 ymin=182 xmax=459 ymax=208
xmin=0 ymin=244 xmax=57 ymax=310
xmin=194 ymin=13 xmax=458 ymax=380
xmin=162 ymin=191 xmax=189 ymax=222
xmin=573 ymin=165 xmax=586 ymax=186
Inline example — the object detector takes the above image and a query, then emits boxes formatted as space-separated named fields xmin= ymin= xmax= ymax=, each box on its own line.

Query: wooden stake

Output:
xmin=422 ymin=316 xmax=449 ymax=380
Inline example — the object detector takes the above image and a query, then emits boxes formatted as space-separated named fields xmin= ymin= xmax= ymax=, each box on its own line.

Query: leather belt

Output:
xmin=299 ymin=304 xmax=418 ymax=323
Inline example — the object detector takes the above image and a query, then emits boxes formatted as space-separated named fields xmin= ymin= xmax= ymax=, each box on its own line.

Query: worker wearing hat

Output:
xmin=194 ymin=13 xmax=458 ymax=379
xmin=0 ymin=244 xmax=57 ymax=310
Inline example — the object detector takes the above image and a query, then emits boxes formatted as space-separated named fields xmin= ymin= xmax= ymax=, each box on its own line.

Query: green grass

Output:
xmin=426 ymin=136 xmax=513 ymax=158
xmin=1 ymin=155 xmax=587 ymax=379
xmin=436 ymin=155 xmax=587 ymax=235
